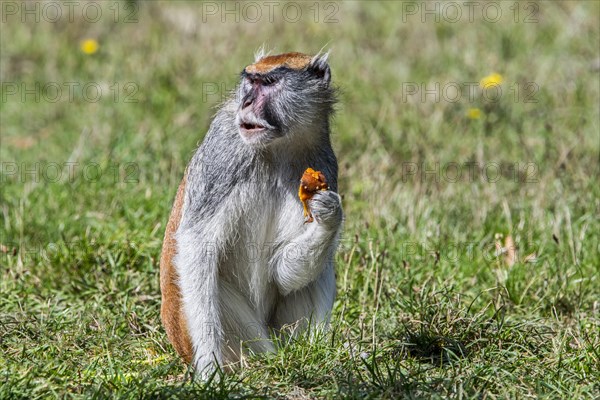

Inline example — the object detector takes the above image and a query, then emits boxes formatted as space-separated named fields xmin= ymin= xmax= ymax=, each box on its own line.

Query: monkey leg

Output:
xmin=160 ymin=175 xmax=194 ymax=364
xmin=219 ymin=281 xmax=275 ymax=367
xmin=271 ymin=264 xmax=336 ymax=335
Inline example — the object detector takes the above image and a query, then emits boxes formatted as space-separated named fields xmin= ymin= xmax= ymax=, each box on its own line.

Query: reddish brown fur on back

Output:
xmin=245 ymin=52 xmax=313 ymax=74
xmin=160 ymin=173 xmax=193 ymax=364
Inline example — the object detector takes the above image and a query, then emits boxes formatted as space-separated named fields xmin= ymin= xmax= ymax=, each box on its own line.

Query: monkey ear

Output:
xmin=309 ymin=51 xmax=331 ymax=86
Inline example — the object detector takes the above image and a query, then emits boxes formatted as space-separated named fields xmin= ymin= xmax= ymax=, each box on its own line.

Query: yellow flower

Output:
xmin=467 ymin=107 xmax=482 ymax=119
xmin=480 ymin=72 xmax=503 ymax=89
xmin=80 ymin=39 xmax=99 ymax=55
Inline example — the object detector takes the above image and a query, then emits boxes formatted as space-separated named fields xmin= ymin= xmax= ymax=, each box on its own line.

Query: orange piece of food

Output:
xmin=298 ymin=168 xmax=329 ymax=223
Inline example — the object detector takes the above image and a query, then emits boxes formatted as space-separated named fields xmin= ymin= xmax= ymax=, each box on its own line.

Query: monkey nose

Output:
xmin=241 ymin=91 xmax=257 ymax=110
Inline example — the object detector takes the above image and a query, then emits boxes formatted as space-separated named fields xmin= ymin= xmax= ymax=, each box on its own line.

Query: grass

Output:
xmin=1 ymin=1 xmax=599 ymax=398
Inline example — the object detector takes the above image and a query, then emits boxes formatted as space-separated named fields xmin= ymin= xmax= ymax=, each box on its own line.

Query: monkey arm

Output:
xmin=272 ymin=191 xmax=343 ymax=296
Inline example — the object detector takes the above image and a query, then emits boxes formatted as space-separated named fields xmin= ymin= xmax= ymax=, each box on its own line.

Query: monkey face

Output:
xmin=236 ymin=52 xmax=334 ymax=147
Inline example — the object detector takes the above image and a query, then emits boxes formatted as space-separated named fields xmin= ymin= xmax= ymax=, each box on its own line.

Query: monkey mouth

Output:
xmin=240 ymin=122 xmax=266 ymax=132
xmin=237 ymin=113 xmax=277 ymax=145
xmin=238 ymin=115 xmax=274 ymax=135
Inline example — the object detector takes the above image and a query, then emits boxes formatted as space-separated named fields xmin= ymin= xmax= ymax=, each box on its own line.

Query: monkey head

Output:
xmin=235 ymin=51 xmax=335 ymax=147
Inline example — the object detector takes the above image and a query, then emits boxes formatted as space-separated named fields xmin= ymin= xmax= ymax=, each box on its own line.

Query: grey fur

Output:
xmin=173 ymin=53 xmax=341 ymax=378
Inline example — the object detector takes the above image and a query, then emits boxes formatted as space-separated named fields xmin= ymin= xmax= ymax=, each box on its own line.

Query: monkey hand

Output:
xmin=307 ymin=190 xmax=343 ymax=228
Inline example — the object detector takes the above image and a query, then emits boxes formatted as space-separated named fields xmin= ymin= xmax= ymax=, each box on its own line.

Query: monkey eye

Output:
xmin=246 ymin=74 xmax=278 ymax=86
xmin=262 ymin=75 xmax=277 ymax=86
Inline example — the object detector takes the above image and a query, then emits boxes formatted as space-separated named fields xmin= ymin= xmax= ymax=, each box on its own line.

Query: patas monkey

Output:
xmin=160 ymin=50 xmax=342 ymax=378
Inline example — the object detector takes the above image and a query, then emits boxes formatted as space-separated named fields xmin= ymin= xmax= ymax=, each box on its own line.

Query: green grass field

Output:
xmin=1 ymin=1 xmax=599 ymax=398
